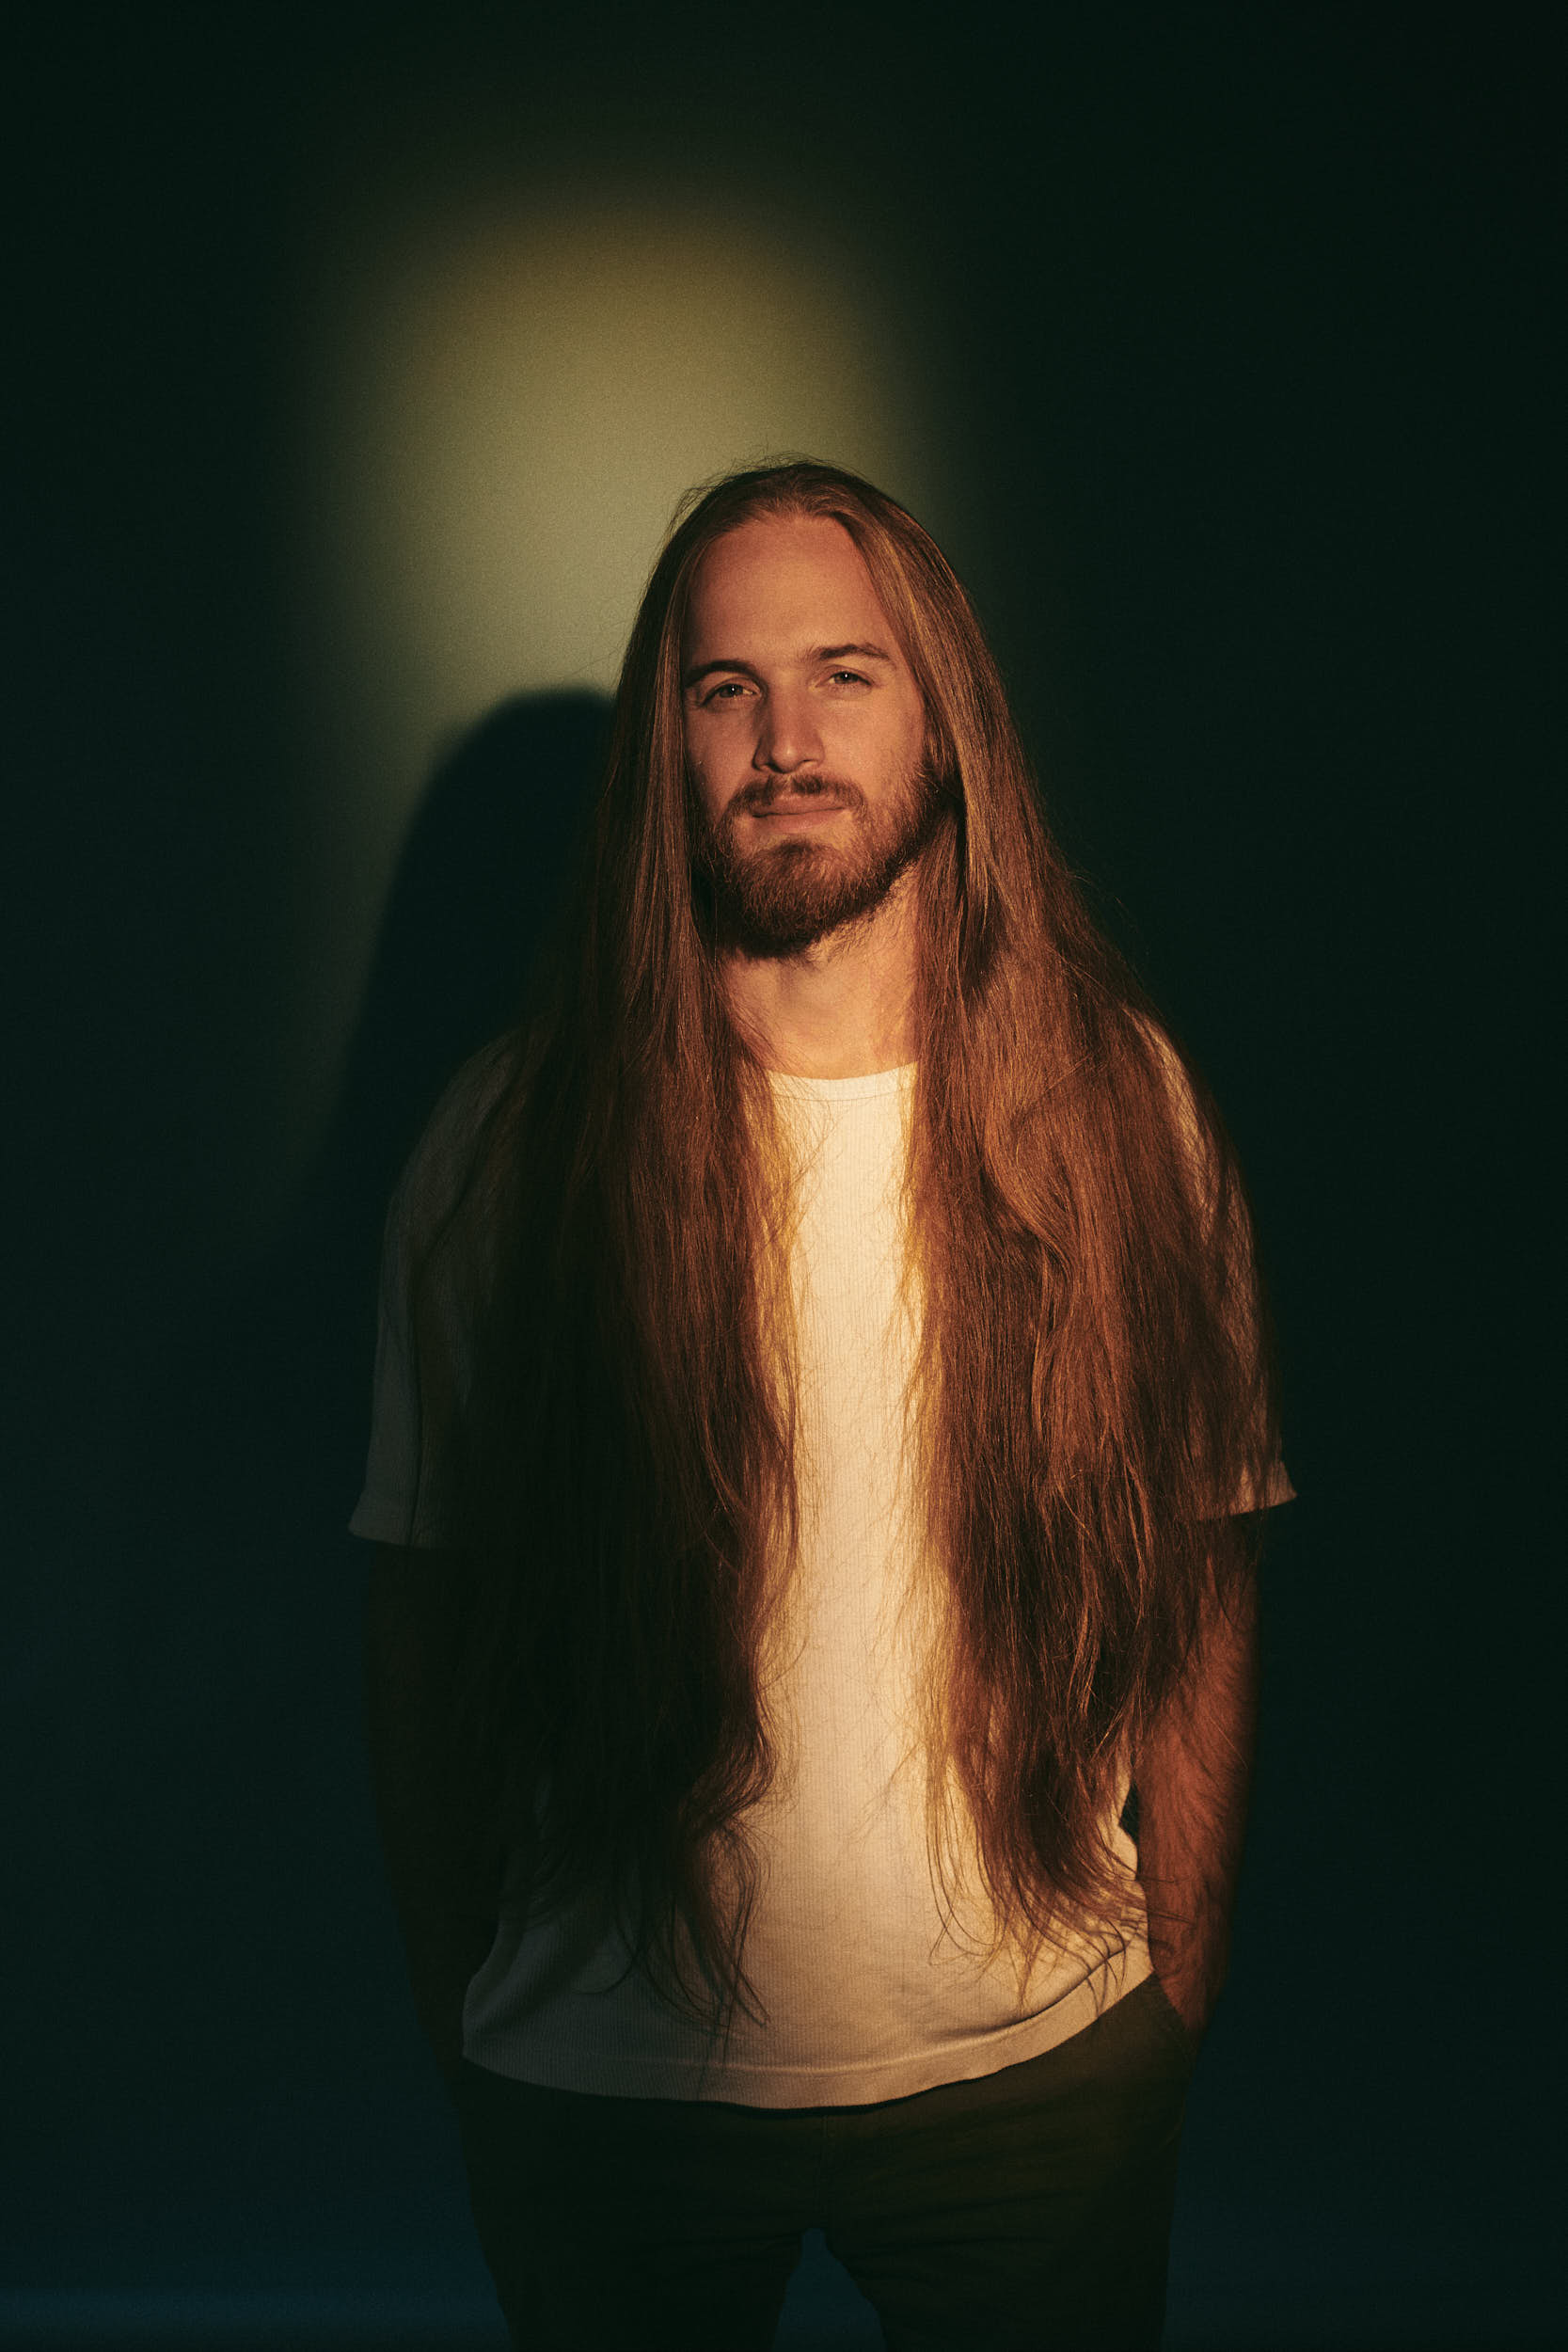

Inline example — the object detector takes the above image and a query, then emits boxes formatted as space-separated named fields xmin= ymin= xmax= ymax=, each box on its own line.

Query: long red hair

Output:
xmin=407 ymin=461 xmax=1279 ymax=2029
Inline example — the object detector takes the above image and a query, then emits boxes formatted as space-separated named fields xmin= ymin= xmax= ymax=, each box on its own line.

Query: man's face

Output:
xmin=682 ymin=514 xmax=940 ymax=955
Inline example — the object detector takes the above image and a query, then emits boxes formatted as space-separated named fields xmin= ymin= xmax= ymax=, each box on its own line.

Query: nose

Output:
xmin=752 ymin=686 xmax=822 ymax=777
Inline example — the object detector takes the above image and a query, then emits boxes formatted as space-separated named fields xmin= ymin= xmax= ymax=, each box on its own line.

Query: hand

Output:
xmin=1151 ymin=1962 xmax=1211 ymax=2043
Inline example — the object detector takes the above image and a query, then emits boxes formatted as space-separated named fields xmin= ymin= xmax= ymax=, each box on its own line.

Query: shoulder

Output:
xmin=388 ymin=1031 xmax=525 ymax=1262
xmin=1129 ymin=1009 xmax=1199 ymax=1128
xmin=1121 ymin=1009 xmax=1231 ymax=1235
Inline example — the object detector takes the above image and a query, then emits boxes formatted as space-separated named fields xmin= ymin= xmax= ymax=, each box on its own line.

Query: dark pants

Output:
xmin=451 ymin=1974 xmax=1198 ymax=2352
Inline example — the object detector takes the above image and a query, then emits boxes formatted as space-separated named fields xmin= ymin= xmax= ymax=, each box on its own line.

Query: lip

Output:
xmin=750 ymin=800 xmax=848 ymax=824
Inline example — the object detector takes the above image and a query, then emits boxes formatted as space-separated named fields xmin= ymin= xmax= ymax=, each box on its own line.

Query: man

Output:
xmin=354 ymin=461 xmax=1291 ymax=2350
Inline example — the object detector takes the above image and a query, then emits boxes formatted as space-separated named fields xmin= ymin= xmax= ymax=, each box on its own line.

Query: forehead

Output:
xmin=682 ymin=514 xmax=899 ymax=655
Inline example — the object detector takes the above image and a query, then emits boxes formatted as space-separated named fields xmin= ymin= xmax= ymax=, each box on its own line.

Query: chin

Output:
xmin=734 ymin=866 xmax=897 ymax=955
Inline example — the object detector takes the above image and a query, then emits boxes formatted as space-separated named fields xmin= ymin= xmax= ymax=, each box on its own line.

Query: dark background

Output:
xmin=6 ymin=7 xmax=1560 ymax=2347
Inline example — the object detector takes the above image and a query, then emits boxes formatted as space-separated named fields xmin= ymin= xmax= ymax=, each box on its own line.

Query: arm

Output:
xmin=1132 ymin=1554 xmax=1259 ymax=2040
xmin=364 ymin=1543 xmax=499 ymax=2086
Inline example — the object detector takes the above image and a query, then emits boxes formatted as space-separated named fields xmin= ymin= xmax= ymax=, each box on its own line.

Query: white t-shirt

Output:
xmin=352 ymin=1054 xmax=1288 ymax=2106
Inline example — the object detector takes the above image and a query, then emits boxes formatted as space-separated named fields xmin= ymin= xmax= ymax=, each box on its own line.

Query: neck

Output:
xmin=720 ymin=867 xmax=921 ymax=1079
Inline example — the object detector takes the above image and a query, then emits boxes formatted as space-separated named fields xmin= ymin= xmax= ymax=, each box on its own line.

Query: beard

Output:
xmin=691 ymin=756 xmax=947 ymax=957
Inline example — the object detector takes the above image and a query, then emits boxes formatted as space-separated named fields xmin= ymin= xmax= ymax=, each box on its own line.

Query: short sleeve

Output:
xmin=1231 ymin=1454 xmax=1296 ymax=1513
xmin=347 ymin=1041 xmax=513 ymax=1547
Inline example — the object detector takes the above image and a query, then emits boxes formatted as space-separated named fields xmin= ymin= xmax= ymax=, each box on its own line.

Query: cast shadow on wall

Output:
xmin=289 ymin=686 xmax=614 ymax=1524
xmin=100 ymin=691 xmax=611 ymax=2248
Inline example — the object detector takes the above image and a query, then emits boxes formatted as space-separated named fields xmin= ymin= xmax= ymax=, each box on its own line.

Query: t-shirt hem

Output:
xmin=347 ymin=1491 xmax=452 ymax=1546
xmin=460 ymin=1943 xmax=1152 ymax=2109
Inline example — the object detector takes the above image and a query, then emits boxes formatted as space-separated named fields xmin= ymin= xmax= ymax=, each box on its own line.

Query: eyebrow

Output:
xmin=681 ymin=642 xmax=896 ymax=689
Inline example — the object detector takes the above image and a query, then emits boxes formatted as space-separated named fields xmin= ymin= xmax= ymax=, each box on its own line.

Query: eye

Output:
xmin=701 ymin=679 xmax=752 ymax=705
xmin=826 ymin=669 xmax=871 ymax=689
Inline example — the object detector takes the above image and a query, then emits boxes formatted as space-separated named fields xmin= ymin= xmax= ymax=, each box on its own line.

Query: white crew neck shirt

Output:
xmin=353 ymin=1057 xmax=1183 ymax=2104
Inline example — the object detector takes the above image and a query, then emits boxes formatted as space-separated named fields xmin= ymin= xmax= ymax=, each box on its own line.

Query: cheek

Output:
xmin=856 ymin=685 xmax=925 ymax=769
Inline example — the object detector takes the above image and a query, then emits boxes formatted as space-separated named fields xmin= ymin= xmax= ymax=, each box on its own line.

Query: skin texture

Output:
xmin=1132 ymin=1564 xmax=1260 ymax=2038
xmin=682 ymin=514 xmax=933 ymax=1080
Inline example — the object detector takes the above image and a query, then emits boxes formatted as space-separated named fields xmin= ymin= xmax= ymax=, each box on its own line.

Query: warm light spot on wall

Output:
xmin=288 ymin=183 xmax=958 ymax=1153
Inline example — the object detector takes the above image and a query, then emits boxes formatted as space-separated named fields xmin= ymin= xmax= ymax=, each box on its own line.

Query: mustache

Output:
xmin=727 ymin=774 xmax=866 ymax=818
